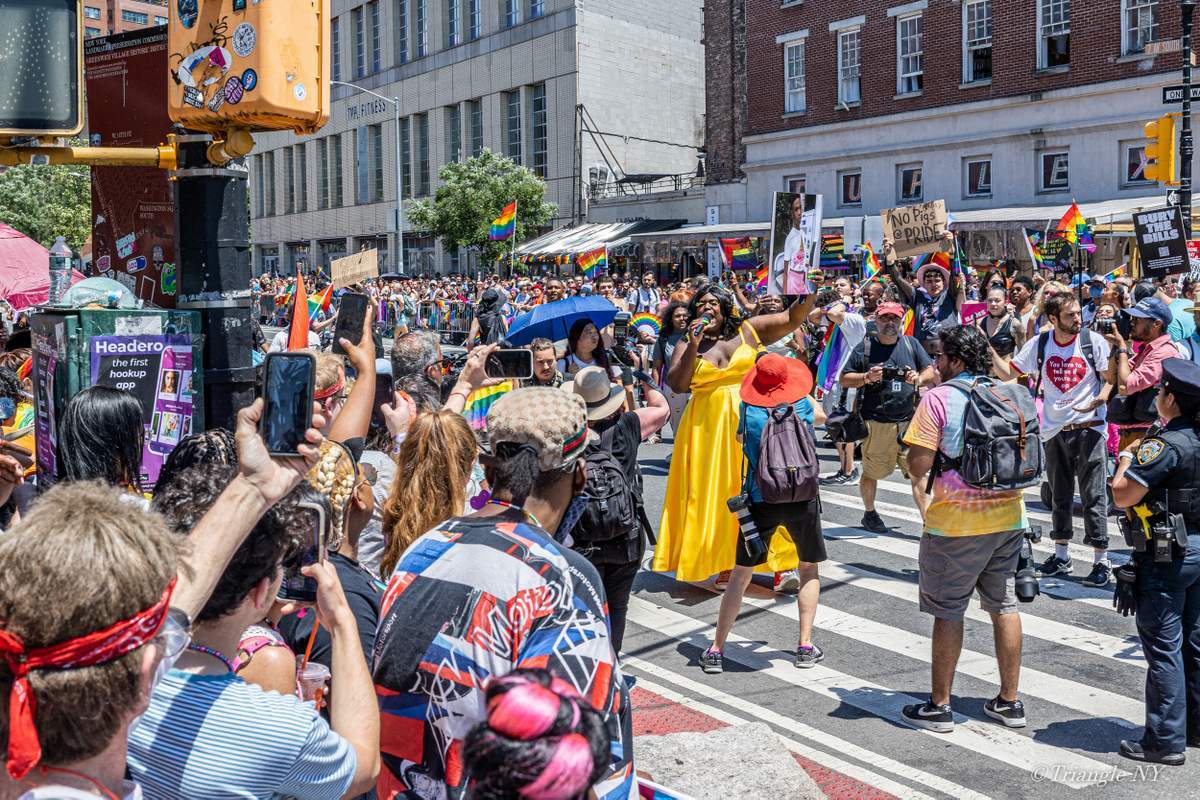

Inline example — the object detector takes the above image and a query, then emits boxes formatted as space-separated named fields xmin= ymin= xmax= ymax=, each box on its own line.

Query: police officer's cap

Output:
xmin=1161 ymin=358 xmax=1200 ymax=399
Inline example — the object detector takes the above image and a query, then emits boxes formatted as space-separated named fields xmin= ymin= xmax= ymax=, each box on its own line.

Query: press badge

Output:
xmin=891 ymin=380 xmax=902 ymax=394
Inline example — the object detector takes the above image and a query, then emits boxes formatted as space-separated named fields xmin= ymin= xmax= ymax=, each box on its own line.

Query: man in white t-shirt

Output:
xmin=1012 ymin=293 xmax=1114 ymax=587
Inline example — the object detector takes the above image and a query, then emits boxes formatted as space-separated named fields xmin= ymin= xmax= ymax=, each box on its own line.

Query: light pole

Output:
xmin=331 ymin=80 xmax=405 ymax=274
xmin=1182 ymin=0 xmax=1196 ymax=240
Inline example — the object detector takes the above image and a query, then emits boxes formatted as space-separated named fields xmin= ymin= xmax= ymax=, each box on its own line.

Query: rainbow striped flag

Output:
xmin=631 ymin=312 xmax=661 ymax=336
xmin=1105 ymin=263 xmax=1127 ymax=280
xmin=858 ymin=243 xmax=883 ymax=282
xmin=489 ymin=201 xmax=517 ymax=241
xmin=901 ymin=307 xmax=915 ymax=337
xmin=815 ymin=324 xmax=847 ymax=392
xmin=16 ymin=357 xmax=30 ymax=382
xmin=578 ymin=247 xmax=606 ymax=277
xmin=308 ymin=285 xmax=332 ymax=322
xmin=820 ymin=234 xmax=851 ymax=269
xmin=1056 ymin=201 xmax=1096 ymax=253
xmin=720 ymin=237 xmax=760 ymax=270
xmin=463 ymin=381 xmax=513 ymax=431
xmin=754 ymin=265 xmax=768 ymax=290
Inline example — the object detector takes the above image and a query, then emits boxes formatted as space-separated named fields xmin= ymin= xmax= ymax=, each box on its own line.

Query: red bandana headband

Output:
xmin=313 ymin=375 xmax=345 ymax=401
xmin=0 ymin=577 xmax=176 ymax=780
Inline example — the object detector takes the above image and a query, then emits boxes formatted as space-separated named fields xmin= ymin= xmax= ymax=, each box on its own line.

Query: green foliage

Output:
xmin=407 ymin=149 xmax=555 ymax=265
xmin=0 ymin=160 xmax=91 ymax=253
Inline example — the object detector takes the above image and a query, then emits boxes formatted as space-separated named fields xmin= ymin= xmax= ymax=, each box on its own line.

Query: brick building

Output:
xmin=83 ymin=0 xmax=169 ymax=38
xmin=706 ymin=0 xmax=1195 ymax=229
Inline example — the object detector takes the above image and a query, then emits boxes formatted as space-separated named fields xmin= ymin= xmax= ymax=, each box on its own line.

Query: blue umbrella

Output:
xmin=504 ymin=296 xmax=620 ymax=345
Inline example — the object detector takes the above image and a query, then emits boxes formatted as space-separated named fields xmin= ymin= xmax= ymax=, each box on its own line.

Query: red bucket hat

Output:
xmin=740 ymin=353 xmax=813 ymax=407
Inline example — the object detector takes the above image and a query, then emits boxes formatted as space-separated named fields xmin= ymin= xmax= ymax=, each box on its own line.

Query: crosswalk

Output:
xmin=628 ymin=445 xmax=1189 ymax=799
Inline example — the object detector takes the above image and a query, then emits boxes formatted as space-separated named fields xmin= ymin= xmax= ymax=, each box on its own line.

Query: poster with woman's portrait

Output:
xmin=768 ymin=192 xmax=823 ymax=295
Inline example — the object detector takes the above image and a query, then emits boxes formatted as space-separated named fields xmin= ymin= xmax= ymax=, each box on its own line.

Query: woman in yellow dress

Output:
xmin=654 ymin=285 xmax=815 ymax=582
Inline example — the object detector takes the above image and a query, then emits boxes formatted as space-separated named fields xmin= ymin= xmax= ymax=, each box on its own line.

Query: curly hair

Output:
xmin=152 ymin=463 xmax=305 ymax=622
xmin=657 ymin=301 xmax=689 ymax=337
xmin=463 ymin=669 xmax=611 ymax=800
xmin=687 ymin=286 xmax=741 ymax=340
xmin=0 ymin=366 xmax=21 ymax=402
xmin=938 ymin=325 xmax=993 ymax=377
xmin=155 ymin=428 xmax=238 ymax=492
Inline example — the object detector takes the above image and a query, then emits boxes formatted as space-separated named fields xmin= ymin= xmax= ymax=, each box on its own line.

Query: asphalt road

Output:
xmin=628 ymin=434 xmax=1185 ymax=800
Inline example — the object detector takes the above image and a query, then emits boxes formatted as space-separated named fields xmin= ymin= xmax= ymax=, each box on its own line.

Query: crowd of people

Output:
xmin=4 ymin=231 xmax=1200 ymax=800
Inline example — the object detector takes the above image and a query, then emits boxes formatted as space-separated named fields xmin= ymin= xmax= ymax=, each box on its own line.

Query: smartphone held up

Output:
xmin=261 ymin=352 xmax=316 ymax=457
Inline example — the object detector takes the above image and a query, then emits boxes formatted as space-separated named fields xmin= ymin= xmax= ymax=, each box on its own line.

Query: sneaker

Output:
xmin=860 ymin=510 xmax=888 ymax=534
xmin=984 ymin=696 xmax=1027 ymax=728
xmin=901 ymin=701 xmax=954 ymax=733
xmin=774 ymin=570 xmax=800 ymax=594
xmin=794 ymin=643 xmax=824 ymax=669
xmin=819 ymin=470 xmax=847 ymax=485
xmin=1120 ymin=740 xmax=1186 ymax=766
xmin=714 ymin=570 xmax=731 ymax=591
xmin=1081 ymin=561 xmax=1112 ymax=588
xmin=1036 ymin=554 xmax=1073 ymax=577
xmin=700 ymin=646 xmax=723 ymax=674
xmin=842 ymin=467 xmax=860 ymax=486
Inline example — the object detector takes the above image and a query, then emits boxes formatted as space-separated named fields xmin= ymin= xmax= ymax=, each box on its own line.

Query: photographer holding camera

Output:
xmin=840 ymin=302 xmax=936 ymax=533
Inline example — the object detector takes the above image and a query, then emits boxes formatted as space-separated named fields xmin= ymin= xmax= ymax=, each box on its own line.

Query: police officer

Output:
xmin=1111 ymin=358 xmax=1200 ymax=765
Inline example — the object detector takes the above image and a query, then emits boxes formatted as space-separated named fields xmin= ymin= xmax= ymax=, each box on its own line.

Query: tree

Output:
xmin=0 ymin=161 xmax=91 ymax=253
xmin=408 ymin=149 xmax=555 ymax=266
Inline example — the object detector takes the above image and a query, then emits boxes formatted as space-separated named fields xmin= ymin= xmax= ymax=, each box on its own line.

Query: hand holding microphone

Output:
xmin=689 ymin=314 xmax=713 ymax=340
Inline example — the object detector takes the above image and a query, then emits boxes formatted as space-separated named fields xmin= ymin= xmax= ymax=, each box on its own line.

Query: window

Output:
xmin=505 ymin=91 xmax=522 ymax=163
xmin=84 ymin=6 xmax=100 ymax=19
xmin=331 ymin=134 xmax=344 ymax=207
xmin=469 ymin=99 xmax=484 ymax=156
xmin=1123 ymin=141 xmax=1152 ymax=185
xmin=530 ymin=83 xmax=547 ymax=178
xmin=416 ymin=0 xmax=428 ymax=56
xmin=254 ymin=155 xmax=265 ymax=217
xmin=121 ymin=10 xmax=148 ymax=24
xmin=1039 ymin=150 xmax=1069 ymax=192
xmin=447 ymin=0 xmax=460 ymax=46
xmin=265 ymin=151 xmax=277 ymax=216
xmin=963 ymin=0 xmax=991 ymax=82
xmin=469 ymin=0 xmax=481 ymax=38
xmin=416 ymin=113 xmax=430 ymax=195
xmin=371 ymin=126 xmax=383 ymax=202
xmin=295 ymin=144 xmax=308 ymax=212
xmin=284 ymin=147 xmax=295 ymax=213
xmin=155 ymin=15 xmax=167 ymax=25
xmin=85 ymin=26 xmax=101 ymax=37
xmin=785 ymin=175 xmax=806 ymax=194
xmin=505 ymin=0 xmax=520 ymax=28
xmin=1038 ymin=0 xmax=1070 ymax=69
xmin=838 ymin=169 xmax=862 ymax=207
xmin=318 ymin=140 xmax=329 ymax=209
xmin=1122 ymin=0 xmax=1158 ymax=55
xmin=897 ymin=163 xmax=923 ymax=202
xmin=331 ymin=17 xmax=341 ymax=82
xmin=352 ymin=6 xmax=365 ymax=78
xmin=896 ymin=14 xmax=923 ymax=95
xmin=399 ymin=118 xmax=412 ymax=199
xmin=784 ymin=41 xmax=805 ymax=113
xmin=397 ymin=0 xmax=409 ymax=63
xmin=447 ymin=105 xmax=463 ymax=163
xmin=356 ymin=126 xmax=371 ymax=205
xmin=370 ymin=1 xmax=382 ymax=72
xmin=838 ymin=29 xmax=861 ymax=105
xmin=530 ymin=0 xmax=544 ymax=18
xmin=964 ymin=157 xmax=992 ymax=197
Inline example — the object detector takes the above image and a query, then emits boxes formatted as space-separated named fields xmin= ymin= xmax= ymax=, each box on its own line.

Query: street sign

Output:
xmin=1162 ymin=85 xmax=1200 ymax=104
xmin=1146 ymin=39 xmax=1183 ymax=55
xmin=1168 ymin=189 xmax=1182 ymax=206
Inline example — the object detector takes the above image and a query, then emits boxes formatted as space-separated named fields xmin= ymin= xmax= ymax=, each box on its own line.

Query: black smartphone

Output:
xmin=371 ymin=372 xmax=395 ymax=429
xmin=278 ymin=501 xmax=326 ymax=603
xmin=261 ymin=352 xmax=316 ymax=457
xmin=612 ymin=312 xmax=631 ymax=341
xmin=332 ymin=292 xmax=370 ymax=356
xmin=485 ymin=348 xmax=533 ymax=380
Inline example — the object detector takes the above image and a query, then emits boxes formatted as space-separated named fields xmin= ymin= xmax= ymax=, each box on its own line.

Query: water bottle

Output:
xmin=48 ymin=236 xmax=72 ymax=306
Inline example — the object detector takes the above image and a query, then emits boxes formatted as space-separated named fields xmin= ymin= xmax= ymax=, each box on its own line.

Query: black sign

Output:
xmin=1162 ymin=85 xmax=1200 ymax=104
xmin=1133 ymin=206 xmax=1190 ymax=277
xmin=93 ymin=350 xmax=162 ymax=425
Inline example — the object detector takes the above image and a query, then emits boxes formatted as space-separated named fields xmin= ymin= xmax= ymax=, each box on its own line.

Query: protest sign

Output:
xmin=881 ymin=199 xmax=948 ymax=258
xmin=960 ymin=302 xmax=988 ymax=325
xmin=331 ymin=248 xmax=380 ymax=290
xmin=1132 ymin=206 xmax=1189 ymax=278
xmin=767 ymin=192 xmax=822 ymax=295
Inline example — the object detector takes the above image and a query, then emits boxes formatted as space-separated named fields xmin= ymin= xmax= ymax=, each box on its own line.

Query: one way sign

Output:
xmin=1163 ymin=84 xmax=1200 ymax=103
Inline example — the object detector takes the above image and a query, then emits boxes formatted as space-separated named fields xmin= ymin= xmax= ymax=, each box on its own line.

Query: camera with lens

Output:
xmin=1014 ymin=525 xmax=1042 ymax=603
xmin=1093 ymin=317 xmax=1116 ymax=335
xmin=880 ymin=365 xmax=908 ymax=383
xmin=727 ymin=493 xmax=766 ymax=563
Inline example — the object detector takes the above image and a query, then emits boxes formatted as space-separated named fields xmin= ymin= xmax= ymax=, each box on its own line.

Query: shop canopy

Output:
xmin=944 ymin=195 xmax=1192 ymax=232
xmin=516 ymin=219 xmax=687 ymax=259
xmin=0 ymin=222 xmax=86 ymax=310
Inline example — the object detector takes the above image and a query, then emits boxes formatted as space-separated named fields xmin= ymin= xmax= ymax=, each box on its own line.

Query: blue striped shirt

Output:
xmin=127 ymin=671 xmax=356 ymax=799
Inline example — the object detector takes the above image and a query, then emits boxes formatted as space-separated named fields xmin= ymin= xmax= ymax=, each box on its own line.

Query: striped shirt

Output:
xmin=127 ymin=670 xmax=356 ymax=799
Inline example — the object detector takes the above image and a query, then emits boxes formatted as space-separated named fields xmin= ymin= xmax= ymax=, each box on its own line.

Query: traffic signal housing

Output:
xmin=0 ymin=1 xmax=83 ymax=140
xmin=168 ymin=0 xmax=330 ymax=136
xmin=1144 ymin=113 xmax=1179 ymax=186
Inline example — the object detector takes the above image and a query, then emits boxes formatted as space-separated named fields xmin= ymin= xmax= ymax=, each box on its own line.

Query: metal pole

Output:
xmin=1182 ymin=0 xmax=1196 ymax=240
xmin=394 ymin=97 xmax=405 ymax=275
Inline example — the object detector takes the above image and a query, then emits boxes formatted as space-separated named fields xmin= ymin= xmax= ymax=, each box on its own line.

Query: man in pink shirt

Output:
xmin=1105 ymin=297 xmax=1177 ymax=451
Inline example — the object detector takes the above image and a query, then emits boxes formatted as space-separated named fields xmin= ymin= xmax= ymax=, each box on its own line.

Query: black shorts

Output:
xmin=736 ymin=498 xmax=827 ymax=567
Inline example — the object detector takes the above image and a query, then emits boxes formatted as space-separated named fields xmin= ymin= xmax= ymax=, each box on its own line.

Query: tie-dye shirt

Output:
xmin=902 ymin=375 xmax=1028 ymax=537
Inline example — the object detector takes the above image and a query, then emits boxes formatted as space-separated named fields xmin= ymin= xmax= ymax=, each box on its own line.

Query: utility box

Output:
xmin=167 ymin=0 xmax=330 ymax=135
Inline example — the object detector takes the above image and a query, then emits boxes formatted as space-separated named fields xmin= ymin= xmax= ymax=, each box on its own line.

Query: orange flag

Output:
xmin=287 ymin=271 xmax=311 ymax=351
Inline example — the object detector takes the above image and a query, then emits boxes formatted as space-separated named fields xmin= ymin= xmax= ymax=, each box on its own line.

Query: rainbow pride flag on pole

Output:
xmin=754 ymin=265 xmax=768 ymax=290
xmin=578 ymin=247 xmax=607 ymax=277
xmin=815 ymin=325 xmax=848 ymax=392
xmin=489 ymin=201 xmax=517 ymax=241
xmin=858 ymin=242 xmax=883 ymax=283
xmin=1056 ymin=201 xmax=1096 ymax=253
xmin=307 ymin=284 xmax=332 ymax=322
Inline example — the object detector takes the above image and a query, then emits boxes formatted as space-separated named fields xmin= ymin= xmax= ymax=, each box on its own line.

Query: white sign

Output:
xmin=706 ymin=205 xmax=720 ymax=226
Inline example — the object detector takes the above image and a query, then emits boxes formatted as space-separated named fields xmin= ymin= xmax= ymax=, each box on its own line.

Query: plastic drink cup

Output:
xmin=297 ymin=661 xmax=330 ymax=709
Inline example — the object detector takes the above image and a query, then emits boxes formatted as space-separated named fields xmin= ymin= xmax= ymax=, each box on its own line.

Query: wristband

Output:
xmin=1118 ymin=451 xmax=1135 ymax=462
xmin=390 ymin=433 xmax=409 ymax=456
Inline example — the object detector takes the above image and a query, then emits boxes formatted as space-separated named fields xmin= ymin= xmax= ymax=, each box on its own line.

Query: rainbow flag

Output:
xmin=578 ymin=247 xmax=606 ymax=277
xmin=16 ymin=357 xmax=30 ymax=382
xmin=463 ymin=381 xmax=513 ymax=431
xmin=1056 ymin=201 xmax=1096 ymax=253
xmin=754 ymin=265 xmax=768 ymax=290
xmin=1105 ymin=263 xmax=1127 ymax=280
xmin=901 ymin=307 xmax=915 ymax=337
xmin=631 ymin=312 xmax=661 ymax=337
xmin=720 ymin=237 xmax=759 ymax=270
xmin=489 ymin=201 xmax=517 ymax=241
xmin=820 ymin=234 xmax=851 ymax=269
xmin=815 ymin=325 xmax=847 ymax=392
xmin=858 ymin=243 xmax=883 ymax=282
xmin=308 ymin=285 xmax=332 ymax=322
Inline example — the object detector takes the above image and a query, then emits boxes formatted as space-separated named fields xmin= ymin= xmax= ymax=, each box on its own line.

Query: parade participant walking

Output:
xmin=1110 ymin=359 xmax=1200 ymax=765
xmin=560 ymin=319 xmax=620 ymax=380
xmin=627 ymin=271 xmax=662 ymax=315
xmin=467 ymin=287 xmax=509 ymax=345
xmin=839 ymin=302 xmax=935 ymax=532
xmin=975 ymin=284 xmax=1024 ymax=375
xmin=653 ymin=286 xmax=815 ymax=583
xmin=901 ymin=325 xmax=1029 ymax=733
xmin=812 ymin=288 xmax=871 ymax=485
xmin=1010 ymin=275 xmax=1036 ymax=335
xmin=883 ymin=233 xmax=963 ymax=353
xmin=1012 ymin=293 xmax=1113 ymax=585
xmin=699 ymin=353 xmax=827 ymax=674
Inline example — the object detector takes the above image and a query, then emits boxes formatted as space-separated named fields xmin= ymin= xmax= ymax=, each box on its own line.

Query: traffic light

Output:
xmin=1144 ymin=114 xmax=1179 ymax=185
xmin=0 ymin=1 xmax=83 ymax=140
xmin=168 ymin=0 xmax=330 ymax=136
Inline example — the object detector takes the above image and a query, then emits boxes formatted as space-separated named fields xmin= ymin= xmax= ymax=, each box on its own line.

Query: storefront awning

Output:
xmin=946 ymin=195 xmax=1195 ymax=231
xmin=516 ymin=219 xmax=687 ymax=258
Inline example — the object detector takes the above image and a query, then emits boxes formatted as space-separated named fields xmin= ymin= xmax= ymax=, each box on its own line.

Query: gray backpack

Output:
xmin=754 ymin=405 xmax=820 ymax=503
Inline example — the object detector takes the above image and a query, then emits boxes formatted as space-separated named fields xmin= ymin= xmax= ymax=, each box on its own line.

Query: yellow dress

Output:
xmin=652 ymin=326 xmax=799 ymax=582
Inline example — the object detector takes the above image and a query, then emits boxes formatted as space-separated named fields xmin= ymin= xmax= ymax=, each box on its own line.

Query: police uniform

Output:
xmin=1120 ymin=359 xmax=1200 ymax=764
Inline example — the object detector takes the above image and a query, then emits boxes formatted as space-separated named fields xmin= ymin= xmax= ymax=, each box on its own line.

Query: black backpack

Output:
xmin=572 ymin=429 xmax=639 ymax=544
xmin=927 ymin=376 xmax=1045 ymax=493
xmin=754 ymin=405 xmax=820 ymax=503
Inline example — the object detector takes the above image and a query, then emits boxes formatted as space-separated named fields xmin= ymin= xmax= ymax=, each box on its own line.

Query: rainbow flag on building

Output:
xmin=720 ymin=237 xmax=759 ymax=270
xmin=1056 ymin=201 xmax=1096 ymax=253
xmin=489 ymin=201 xmax=517 ymax=241
xmin=578 ymin=247 xmax=607 ymax=277
xmin=463 ymin=381 xmax=514 ymax=431
xmin=820 ymin=234 xmax=851 ymax=269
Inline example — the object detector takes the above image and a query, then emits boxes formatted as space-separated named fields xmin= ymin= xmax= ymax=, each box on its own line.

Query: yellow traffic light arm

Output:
xmin=0 ymin=142 xmax=177 ymax=170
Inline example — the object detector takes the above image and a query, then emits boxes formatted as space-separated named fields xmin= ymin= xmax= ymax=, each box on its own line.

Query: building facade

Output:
xmin=83 ymin=0 xmax=169 ymax=38
xmin=249 ymin=0 xmax=704 ymax=276
xmin=706 ymin=0 xmax=1197 ymax=227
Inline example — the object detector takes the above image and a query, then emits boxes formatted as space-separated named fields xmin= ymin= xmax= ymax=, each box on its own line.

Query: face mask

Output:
xmin=555 ymin=493 xmax=590 ymax=543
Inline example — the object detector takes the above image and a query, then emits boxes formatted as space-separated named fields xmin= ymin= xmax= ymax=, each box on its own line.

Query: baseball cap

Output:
xmin=1126 ymin=297 xmax=1173 ymax=327
xmin=876 ymin=301 xmax=906 ymax=318
xmin=483 ymin=387 xmax=597 ymax=472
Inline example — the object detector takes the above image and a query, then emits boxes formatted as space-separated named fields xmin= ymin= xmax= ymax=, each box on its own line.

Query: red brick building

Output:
xmin=84 ymin=0 xmax=168 ymax=38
